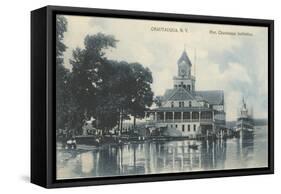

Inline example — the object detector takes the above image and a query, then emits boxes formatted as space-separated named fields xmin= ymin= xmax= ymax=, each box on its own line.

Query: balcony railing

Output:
xmin=146 ymin=118 xmax=213 ymax=124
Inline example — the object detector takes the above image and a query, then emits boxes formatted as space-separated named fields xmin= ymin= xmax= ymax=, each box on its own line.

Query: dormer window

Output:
xmin=171 ymin=101 xmax=174 ymax=108
xmin=179 ymin=101 xmax=185 ymax=107
xmin=189 ymin=101 xmax=192 ymax=107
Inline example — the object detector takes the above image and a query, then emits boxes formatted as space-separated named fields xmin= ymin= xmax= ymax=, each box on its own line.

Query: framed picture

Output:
xmin=31 ymin=5 xmax=274 ymax=188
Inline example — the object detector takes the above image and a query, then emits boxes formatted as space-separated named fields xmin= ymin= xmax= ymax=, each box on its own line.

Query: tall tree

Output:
xmin=96 ymin=60 xmax=132 ymax=132
xmin=69 ymin=33 xmax=117 ymax=133
xmin=128 ymin=63 xmax=153 ymax=127
xmin=56 ymin=15 xmax=67 ymax=59
xmin=56 ymin=15 xmax=70 ymax=131
xmin=65 ymin=32 xmax=154 ymax=134
xmin=97 ymin=61 xmax=153 ymax=131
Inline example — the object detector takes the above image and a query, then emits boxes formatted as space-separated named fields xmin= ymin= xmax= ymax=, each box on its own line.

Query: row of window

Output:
xmin=171 ymin=101 xmax=192 ymax=108
xmin=170 ymin=124 xmax=197 ymax=132
xmin=174 ymin=84 xmax=191 ymax=91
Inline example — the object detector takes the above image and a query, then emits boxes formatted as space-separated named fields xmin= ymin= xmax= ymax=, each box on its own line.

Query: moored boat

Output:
xmin=235 ymin=98 xmax=254 ymax=138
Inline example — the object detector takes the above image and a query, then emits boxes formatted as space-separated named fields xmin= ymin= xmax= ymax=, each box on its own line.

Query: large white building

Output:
xmin=145 ymin=49 xmax=226 ymax=138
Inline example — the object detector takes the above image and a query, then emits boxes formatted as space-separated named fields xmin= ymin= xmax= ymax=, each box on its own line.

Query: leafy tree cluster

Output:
xmin=56 ymin=16 xmax=154 ymax=136
xmin=56 ymin=15 xmax=71 ymax=132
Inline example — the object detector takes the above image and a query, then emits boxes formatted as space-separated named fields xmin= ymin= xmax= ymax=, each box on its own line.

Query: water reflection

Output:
xmin=57 ymin=127 xmax=268 ymax=179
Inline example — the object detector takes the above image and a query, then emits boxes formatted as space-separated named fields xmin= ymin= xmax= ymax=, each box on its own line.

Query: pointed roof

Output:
xmin=195 ymin=90 xmax=224 ymax=105
xmin=163 ymin=89 xmax=174 ymax=101
xmin=177 ymin=50 xmax=192 ymax=66
xmin=167 ymin=87 xmax=195 ymax=101
xmin=161 ymin=88 xmax=224 ymax=105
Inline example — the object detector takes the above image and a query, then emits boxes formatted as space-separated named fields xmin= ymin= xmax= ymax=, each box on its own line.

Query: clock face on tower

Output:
xmin=180 ymin=68 xmax=186 ymax=76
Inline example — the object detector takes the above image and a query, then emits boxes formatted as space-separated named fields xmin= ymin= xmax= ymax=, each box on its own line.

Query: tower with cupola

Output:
xmin=173 ymin=49 xmax=196 ymax=92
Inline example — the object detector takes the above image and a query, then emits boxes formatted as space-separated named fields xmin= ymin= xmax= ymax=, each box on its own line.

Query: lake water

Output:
xmin=56 ymin=126 xmax=268 ymax=180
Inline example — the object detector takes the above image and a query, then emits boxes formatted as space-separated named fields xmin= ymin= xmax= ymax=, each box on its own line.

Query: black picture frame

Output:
xmin=31 ymin=5 xmax=274 ymax=188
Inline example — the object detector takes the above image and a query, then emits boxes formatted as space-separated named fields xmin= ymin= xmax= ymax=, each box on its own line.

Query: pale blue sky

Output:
xmin=62 ymin=15 xmax=268 ymax=121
